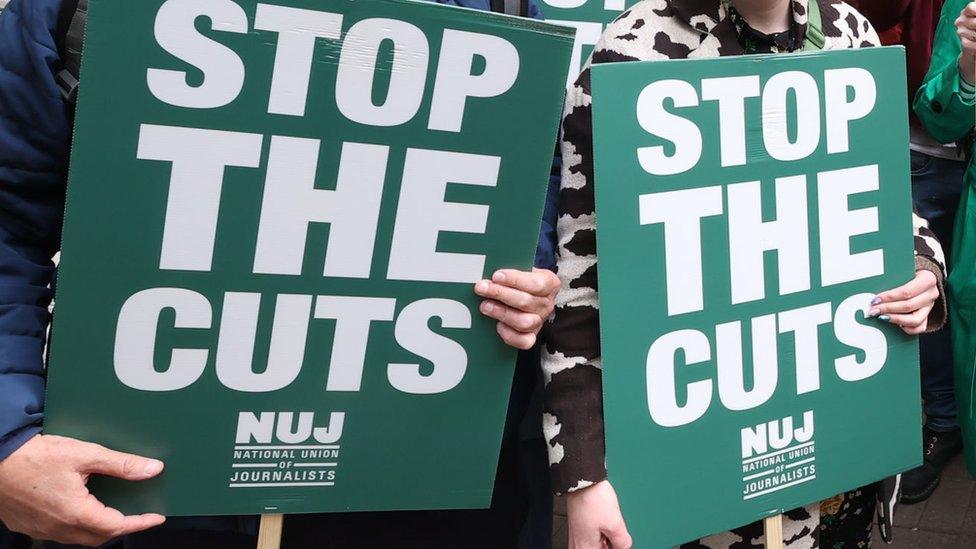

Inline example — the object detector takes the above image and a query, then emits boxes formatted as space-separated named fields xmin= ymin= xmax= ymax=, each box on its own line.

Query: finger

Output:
xmin=78 ymin=443 xmax=164 ymax=480
xmin=491 ymin=269 xmax=561 ymax=297
xmin=871 ymin=286 xmax=940 ymax=315
xmin=112 ymin=513 xmax=167 ymax=537
xmin=884 ymin=307 xmax=931 ymax=330
xmin=875 ymin=275 xmax=934 ymax=304
xmin=902 ymin=320 xmax=929 ymax=336
xmin=497 ymin=322 xmax=536 ymax=350
xmin=480 ymin=300 xmax=544 ymax=333
xmin=77 ymin=497 xmax=165 ymax=541
xmin=876 ymin=273 xmax=935 ymax=303
xmin=475 ymin=280 xmax=550 ymax=315
xmin=604 ymin=525 xmax=633 ymax=549
xmin=965 ymin=2 xmax=976 ymax=18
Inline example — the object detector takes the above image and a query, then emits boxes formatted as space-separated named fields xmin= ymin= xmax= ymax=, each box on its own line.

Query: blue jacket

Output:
xmin=0 ymin=0 xmax=558 ymax=461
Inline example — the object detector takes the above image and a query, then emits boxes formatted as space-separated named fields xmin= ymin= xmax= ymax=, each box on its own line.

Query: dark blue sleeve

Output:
xmin=528 ymin=0 xmax=557 ymax=270
xmin=0 ymin=0 xmax=71 ymax=460
xmin=533 ymin=150 xmax=559 ymax=271
xmin=527 ymin=0 xmax=544 ymax=19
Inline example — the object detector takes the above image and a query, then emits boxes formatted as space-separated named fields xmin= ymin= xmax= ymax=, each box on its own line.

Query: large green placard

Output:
xmin=592 ymin=47 xmax=920 ymax=547
xmin=45 ymin=0 xmax=573 ymax=516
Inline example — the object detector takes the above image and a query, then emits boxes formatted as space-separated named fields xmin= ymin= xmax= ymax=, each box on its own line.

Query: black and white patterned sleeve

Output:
xmin=542 ymin=62 xmax=607 ymax=495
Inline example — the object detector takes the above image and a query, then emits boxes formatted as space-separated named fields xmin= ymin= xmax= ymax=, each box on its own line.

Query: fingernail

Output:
xmin=879 ymin=315 xmax=891 ymax=322
xmin=481 ymin=301 xmax=493 ymax=314
xmin=144 ymin=459 xmax=164 ymax=476
xmin=493 ymin=271 xmax=507 ymax=283
xmin=476 ymin=280 xmax=490 ymax=293
xmin=870 ymin=296 xmax=881 ymax=305
xmin=868 ymin=308 xmax=880 ymax=317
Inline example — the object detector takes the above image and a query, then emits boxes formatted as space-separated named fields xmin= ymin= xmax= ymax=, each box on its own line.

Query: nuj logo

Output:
xmin=741 ymin=410 xmax=814 ymax=459
xmin=235 ymin=411 xmax=345 ymax=445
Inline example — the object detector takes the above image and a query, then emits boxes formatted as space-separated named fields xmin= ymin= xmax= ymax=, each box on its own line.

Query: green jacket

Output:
xmin=915 ymin=0 xmax=975 ymax=145
xmin=913 ymin=0 xmax=976 ymax=475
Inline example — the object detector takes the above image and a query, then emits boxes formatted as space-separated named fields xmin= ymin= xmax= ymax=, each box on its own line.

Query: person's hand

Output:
xmin=956 ymin=2 xmax=976 ymax=83
xmin=0 ymin=434 xmax=165 ymax=546
xmin=474 ymin=268 xmax=560 ymax=350
xmin=566 ymin=480 xmax=632 ymax=549
xmin=869 ymin=269 xmax=940 ymax=335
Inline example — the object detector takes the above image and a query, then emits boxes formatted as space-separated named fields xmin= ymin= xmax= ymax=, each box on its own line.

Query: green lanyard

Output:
xmin=802 ymin=0 xmax=825 ymax=51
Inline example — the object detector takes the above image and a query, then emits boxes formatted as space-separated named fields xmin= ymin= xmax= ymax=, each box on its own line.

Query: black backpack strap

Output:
xmin=55 ymin=0 xmax=86 ymax=105
xmin=55 ymin=0 xmax=79 ymax=47
xmin=490 ymin=0 xmax=530 ymax=17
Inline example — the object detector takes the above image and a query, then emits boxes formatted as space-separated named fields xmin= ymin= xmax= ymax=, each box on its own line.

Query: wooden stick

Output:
xmin=257 ymin=514 xmax=284 ymax=549
xmin=764 ymin=514 xmax=784 ymax=549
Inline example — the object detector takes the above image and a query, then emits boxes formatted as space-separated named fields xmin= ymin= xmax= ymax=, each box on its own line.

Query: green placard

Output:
xmin=537 ymin=0 xmax=639 ymax=85
xmin=592 ymin=47 xmax=920 ymax=547
xmin=44 ymin=0 xmax=573 ymax=516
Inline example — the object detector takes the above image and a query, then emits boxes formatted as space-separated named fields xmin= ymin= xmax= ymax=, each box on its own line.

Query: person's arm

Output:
xmin=542 ymin=34 xmax=633 ymax=547
xmin=854 ymin=0 xmax=911 ymax=33
xmin=0 ymin=0 xmax=67 ymax=465
xmin=543 ymin=68 xmax=606 ymax=496
xmin=914 ymin=0 xmax=976 ymax=144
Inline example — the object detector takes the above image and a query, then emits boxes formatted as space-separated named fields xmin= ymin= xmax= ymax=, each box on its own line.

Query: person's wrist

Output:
xmin=566 ymin=479 xmax=608 ymax=502
xmin=959 ymin=54 xmax=976 ymax=87
xmin=0 ymin=427 xmax=42 ymax=464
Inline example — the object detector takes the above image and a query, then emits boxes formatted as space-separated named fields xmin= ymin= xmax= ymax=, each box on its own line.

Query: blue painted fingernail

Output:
xmin=870 ymin=296 xmax=881 ymax=305
xmin=879 ymin=315 xmax=891 ymax=322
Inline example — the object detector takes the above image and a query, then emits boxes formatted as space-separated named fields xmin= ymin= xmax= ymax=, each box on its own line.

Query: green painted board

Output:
xmin=45 ymin=0 xmax=573 ymax=516
xmin=592 ymin=47 xmax=920 ymax=547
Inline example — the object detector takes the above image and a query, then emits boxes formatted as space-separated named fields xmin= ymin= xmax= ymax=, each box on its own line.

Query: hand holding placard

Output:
xmin=869 ymin=270 xmax=940 ymax=334
xmin=475 ymin=268 xmax=561 ymax=350
xmin=0 ymin=435 xmax=165 ymax=545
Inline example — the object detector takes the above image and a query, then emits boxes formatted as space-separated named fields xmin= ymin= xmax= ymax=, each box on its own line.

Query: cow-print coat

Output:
xmin=543 ymin=0 xmax=948 ymax=546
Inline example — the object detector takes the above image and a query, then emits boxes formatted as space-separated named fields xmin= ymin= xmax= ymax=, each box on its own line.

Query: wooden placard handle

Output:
xmin=257 ymin=514 xmax=284 ymax=549
xmin=764 ymin=514 xmax=784 ymax=549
